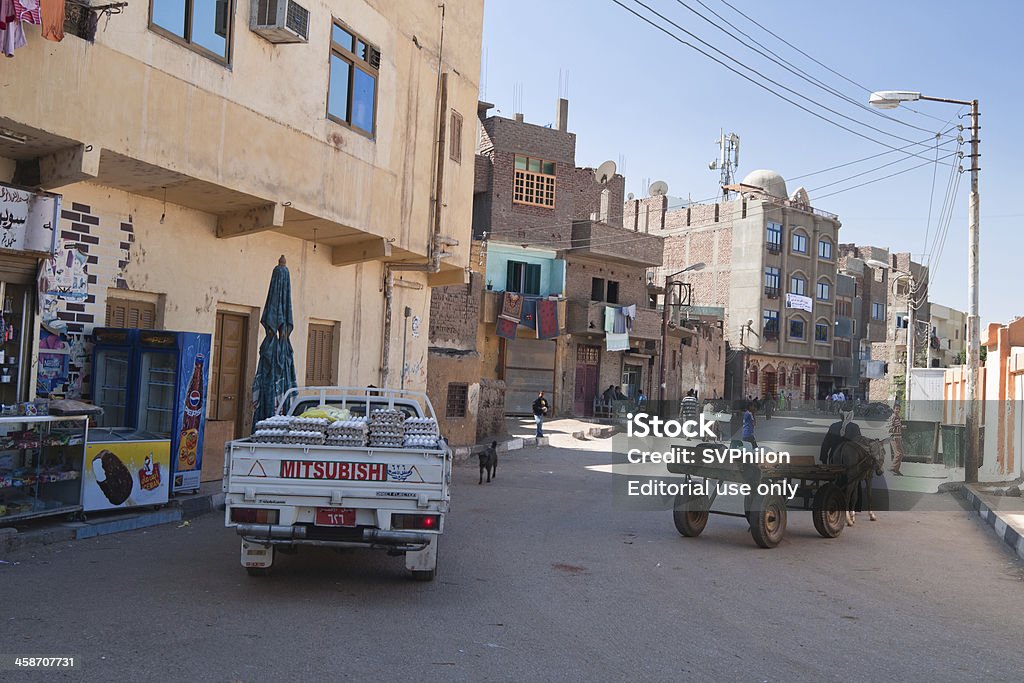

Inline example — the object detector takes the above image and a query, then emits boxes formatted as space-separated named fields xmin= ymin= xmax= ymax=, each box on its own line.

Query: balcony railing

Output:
xmin=566 ymin=300 xmax=662 ymax=339
xmin=764 ymin=286 xmax=780 ymax=299
xmin=763 ymin=326 xmax=779 ymax=342
xmin=766 ymin=242 xmax=782 ymax=254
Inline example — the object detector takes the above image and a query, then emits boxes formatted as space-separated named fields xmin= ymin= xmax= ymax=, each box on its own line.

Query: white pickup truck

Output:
xmin=222 ymin=387 xmax=451 ymax=580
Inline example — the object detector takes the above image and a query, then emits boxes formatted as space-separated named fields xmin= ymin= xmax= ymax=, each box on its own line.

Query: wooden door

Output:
xmin=574 ymin=365 xmax=599 ymax=416
xmin=210 ymin=312 xmax=248 ymax=438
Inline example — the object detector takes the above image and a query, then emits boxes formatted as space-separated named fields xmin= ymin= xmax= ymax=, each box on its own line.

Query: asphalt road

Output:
xmin=3 ymin=435 xmax=1023 ymax=682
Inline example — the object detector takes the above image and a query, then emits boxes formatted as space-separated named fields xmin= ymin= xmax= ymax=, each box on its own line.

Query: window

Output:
xmin=851 ymin=319 xmax=857 ymax=336
xmin=766 ymin=222 xmax=782 ymax=252
xmin=789 ymin=318 xmax=805 ymax=340
xmin=790 ymin=275 xmax=806 ymax=296
xmin=606 ymin=281 xmax=620 ymax=305
xmin=895 ymin=313 xmax=908 ymax=330
xmin=792 ymin=369 xmax=801 ymax=387
xmin=818 ymin=239 xmax=833 ymax=260
xmin=150 ymin=0 xmax=232 ymax=61
xmin=872 ymin=302 xmax=885 ymax=320
xmin=305 ymin=324 xmax=336 ymax=385
xmin=815 ymin=322 xmax=829 ymax=343
xmin=763 ymin=310 xmax=779 ymax=340
xmin=836 ymin=299 xmax=852 ymax=317
xmin=591 ymin=277 xmax=605 ymax=302
xmin=507 ymin=260 xmax=541 ymax=295
xmin=445 ymin=383 xmax=468 ymax=418
xmin=106 ymin=298 xmax=157 ymax=329
xmin=791 ymin=231 xmax=808 ymax=254
xmin=513 ymin=155 xmax=556 ymax=207
xmin=816 ymin=280 xmax=831 ymax=301
xmin=328 ymin=21 xmax=380 ymax=136
xmin=764 ymin=267 xmax=780 ymax=297
xmin=449 ymin=110 xmax=463 ymax=163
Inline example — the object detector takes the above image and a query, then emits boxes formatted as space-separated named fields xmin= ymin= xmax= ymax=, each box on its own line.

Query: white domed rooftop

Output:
xmin=741 ymin=169 xmax=788 ymax=199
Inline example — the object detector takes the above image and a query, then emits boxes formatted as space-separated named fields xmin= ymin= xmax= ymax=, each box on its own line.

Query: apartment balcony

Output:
xmin=766 ymin=242 xmax=782 ymax=255
xmin=764 ymin=286 xmax=780 ymax=300
xmin=568 ymin=220 xmax=663 ymax=267
xmin=565 ymin=300 xmax=663 ymax=340
xmin=481 ymin=291 xmax=566 ymax=328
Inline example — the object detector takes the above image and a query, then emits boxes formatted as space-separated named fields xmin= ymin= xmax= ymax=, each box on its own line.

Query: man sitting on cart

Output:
xmin=819 ymin=409 xmax=877 ymax=522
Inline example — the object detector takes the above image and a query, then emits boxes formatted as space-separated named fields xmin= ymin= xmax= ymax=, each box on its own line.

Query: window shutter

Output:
xmin=526 ymin=264 xmax=541 ymax=295
xmin=306 ymin=324 xmax=335 ymax=386
xmin=106 ymin=298 xmax=157 ymax=330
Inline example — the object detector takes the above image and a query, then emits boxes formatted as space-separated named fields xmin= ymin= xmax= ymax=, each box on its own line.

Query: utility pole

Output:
xmin=905 ymin=286 xmax=914 ymax=406
xmin=965 ymin=99 xmax=981 ymax=483
xmin=658 ymin=279 xmax=674 ymax=410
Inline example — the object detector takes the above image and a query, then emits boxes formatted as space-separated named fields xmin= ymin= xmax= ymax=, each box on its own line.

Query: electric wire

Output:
xmin=612 ymin=0 xmax=951 ymax=160
xmin=807 ymin=150 xmax=959 ymax=195
xmin=674 ymin=0 xmax=945 ymax=137
xmin=714 ymin=0 xmax=953 ymax=125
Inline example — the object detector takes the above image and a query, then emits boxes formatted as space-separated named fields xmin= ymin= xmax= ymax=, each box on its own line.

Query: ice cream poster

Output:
xmin=84 ymin=440 xmax=171 ymax=512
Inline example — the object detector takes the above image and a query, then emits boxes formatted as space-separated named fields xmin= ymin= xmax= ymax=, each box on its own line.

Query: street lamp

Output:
xmin=658 ymin=262 xmax=706 ymax=408
xmin=866 ymin=259 xmax=917 ymax=406
xmin=869 ymin=90 xmax=980 ymax=482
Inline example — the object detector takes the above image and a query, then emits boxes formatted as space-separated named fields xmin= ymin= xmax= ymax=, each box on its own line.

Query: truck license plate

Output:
xmin=315 ymin=507 xmax=356 ymax=527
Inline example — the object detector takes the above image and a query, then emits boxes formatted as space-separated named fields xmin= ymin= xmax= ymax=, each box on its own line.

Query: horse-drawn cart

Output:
xmin=666 ymin=441 xmax=881 ymax=548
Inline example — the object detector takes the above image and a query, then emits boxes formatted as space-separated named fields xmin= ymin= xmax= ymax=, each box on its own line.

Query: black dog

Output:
xmin=479 ymin=441 xmax=497 ymax=484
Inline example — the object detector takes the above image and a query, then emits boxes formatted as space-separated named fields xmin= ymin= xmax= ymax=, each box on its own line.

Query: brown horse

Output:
xmin=829 ymin=438 xmax=886 ymax=525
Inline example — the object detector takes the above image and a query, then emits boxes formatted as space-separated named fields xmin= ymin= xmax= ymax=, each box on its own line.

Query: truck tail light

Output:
xmin=231 ymin=508 xmax=280 ymax=524
xmin=392 ymin=513 xmax=439 ymax=531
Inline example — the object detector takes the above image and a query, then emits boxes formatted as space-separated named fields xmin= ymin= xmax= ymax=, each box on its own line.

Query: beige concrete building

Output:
xmin=0 ymin=1 xmax=483 ymax=470
xmin=929 ymin=302 xmax=967 ymax=368
xmin=629 ymin=170 xmax=841 ymax=403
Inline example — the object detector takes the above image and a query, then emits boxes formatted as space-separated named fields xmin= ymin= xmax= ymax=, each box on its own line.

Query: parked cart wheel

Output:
xmin=749 ymin=494 xmax=787 ymax=548
xmin=812 ymin=484 xmax=846 ymax=538
xmin=672 ymin=494 xmax=709 ymax=537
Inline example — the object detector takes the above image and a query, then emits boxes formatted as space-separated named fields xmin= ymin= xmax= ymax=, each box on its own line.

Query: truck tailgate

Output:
xmin=226 ymin=441 xmax=448 ymax=505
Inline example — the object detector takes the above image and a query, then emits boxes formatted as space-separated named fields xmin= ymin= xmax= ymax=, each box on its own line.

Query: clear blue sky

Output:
xmin=481 ymin=0 xmax=1021 ymax=326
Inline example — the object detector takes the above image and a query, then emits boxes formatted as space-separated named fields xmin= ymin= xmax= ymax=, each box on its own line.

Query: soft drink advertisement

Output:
xmin=172 ymin=335 xmax=211 ymax=493
xmin=84 ymin=440 xmax=171 ymax=512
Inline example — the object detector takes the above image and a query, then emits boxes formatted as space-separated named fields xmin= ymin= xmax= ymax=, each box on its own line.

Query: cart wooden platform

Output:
xmin=665 ymin=442 xmax=877 ymax=548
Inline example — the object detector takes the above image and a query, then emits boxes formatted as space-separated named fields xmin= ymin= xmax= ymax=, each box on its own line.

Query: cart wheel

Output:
xmin=812 ymin=484 xmax=846 ymax=538
xmin=672 ymin=494 xmax=709 ymax=537
xmin=749 ymin=494 xmax=787 ymax=548
xmin=245 ymin=567 xmax=271 ymax=577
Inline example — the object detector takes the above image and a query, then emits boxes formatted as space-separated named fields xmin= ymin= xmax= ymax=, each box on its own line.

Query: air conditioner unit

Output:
xmin=250 ymin=0 xmax=310 ymax=43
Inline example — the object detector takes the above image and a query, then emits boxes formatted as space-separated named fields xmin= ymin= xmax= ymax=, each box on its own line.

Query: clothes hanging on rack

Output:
xmin=39 ymin=0 xmax=62 ymax=41
xmin=0 ymin=0 xmax=27 ymax=57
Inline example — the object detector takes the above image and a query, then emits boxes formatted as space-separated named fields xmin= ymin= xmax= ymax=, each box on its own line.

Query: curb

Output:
xmin=957 ymin=485 xmax=1024 ymax=561
xmin=0 ymin=491 xmax=226 ymax=556
xmin=452 ymin=435 xmax=550 ymax=464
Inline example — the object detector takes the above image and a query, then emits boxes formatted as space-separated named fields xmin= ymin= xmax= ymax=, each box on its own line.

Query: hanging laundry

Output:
xmin=1 ymin=0 xmax=26 ymax=57
xmin=519 ymin=297 xmax=537 ymax=330
xmin=603 ymin=306 xmax=615 ymax=333
xmin=39 ymin=0 xmax=62 ymax=41
xmin=536 ymin=299 xmax=559 ymax=340
xmin=496 ymin=317 xmax=517 ymax=340
xmin=15 ymin=0 xmax=41 ymax=24
xmin=620 ymin=304 xmax=637 ymax=330
xmin=612 ymin=308 xmax=628 ymax=334
xmin=500 ymin=291 xmax=523 ymax=323
xmin=606 ymin=332 xmax=629 ymax=352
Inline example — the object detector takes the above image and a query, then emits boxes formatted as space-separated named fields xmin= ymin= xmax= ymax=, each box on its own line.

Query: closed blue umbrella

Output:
xmin=252 ymin=255 xmax=297 ymax=430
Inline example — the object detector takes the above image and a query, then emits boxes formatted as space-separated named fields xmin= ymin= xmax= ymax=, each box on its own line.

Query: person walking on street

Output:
xmin=888 ymin=401 xmax=905 ymax=475
xmin=778 ymin=389 xmax=786 ymax=412
xmin=532 ymin=391 xmax=549 ymax=438
xmin=764 ymin=394 xmax=773 ymax=420
xmin=680 ymin=388 xmax=699 ymax=424
xmin=741 ymin=401 xmax=758 ymax=450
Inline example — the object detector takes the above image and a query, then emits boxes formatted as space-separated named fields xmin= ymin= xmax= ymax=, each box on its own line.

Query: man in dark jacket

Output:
xmin=532 ymin=391 xmax=549 ymax=437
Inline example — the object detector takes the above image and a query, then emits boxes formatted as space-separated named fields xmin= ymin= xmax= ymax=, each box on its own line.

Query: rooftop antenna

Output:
xmin=708 ymin=130 xmax=740 ymax=199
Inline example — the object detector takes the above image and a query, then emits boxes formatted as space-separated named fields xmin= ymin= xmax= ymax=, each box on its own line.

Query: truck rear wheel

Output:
xmin=246 ymin=567 xmax=271 ymax=577
xmin=410 ymin=568 xmax=436 ymax=582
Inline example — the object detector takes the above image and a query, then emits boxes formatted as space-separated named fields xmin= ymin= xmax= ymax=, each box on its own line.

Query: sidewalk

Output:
xmin=957 ymin=484 xmax=1024 ymax=561
xmin=0 ymin=481 xmax=225 ymax=556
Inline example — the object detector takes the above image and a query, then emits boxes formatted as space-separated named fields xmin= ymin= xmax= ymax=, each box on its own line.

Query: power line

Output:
xmin=613 ymin=0 xmax=951 ymax=160
xmin=673 ymin=0 xmax=945 ymax=137
xmin=807 ymin=150 xmax=959 ymax=195
xmin=814 ymin=155 xmax=957 ymax=201
xmin=789 ymin=129 xmax=958 ymax=182
xmin=714 ymin=0 xmax=953 ymax=126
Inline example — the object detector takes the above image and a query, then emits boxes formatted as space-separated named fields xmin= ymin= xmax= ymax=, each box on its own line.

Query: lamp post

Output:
xmin=869 ymin=90 xmax=980 ymax=482
xmin=659 ymin=263 xmax=705 ymax=409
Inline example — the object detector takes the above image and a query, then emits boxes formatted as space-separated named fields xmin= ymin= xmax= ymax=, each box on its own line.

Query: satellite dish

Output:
xmin=627 ymin=192 xmax=635 ymax=201
xmin=595 ymin=160 xmax=617 ymax=184
xmin=649 ymin=180 xmax=669 ymax=197
xmin=708 ymin=160 xmax=718 ymax=170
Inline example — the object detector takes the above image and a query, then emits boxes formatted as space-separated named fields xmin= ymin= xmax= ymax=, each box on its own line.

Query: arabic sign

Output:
xmin=0 ymin=184 xmax=60 ymax=254
xmin=785 ymin=293 xmax=813 ymax=312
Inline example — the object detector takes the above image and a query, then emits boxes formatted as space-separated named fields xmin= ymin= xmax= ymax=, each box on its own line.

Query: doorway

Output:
xmin=210 ymin=311 xmax=249 ymax=438
xmin=622 ymin=363 xmax=642 ymax=400
xmin=574 ymin=345 xmax=600 ymax=416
